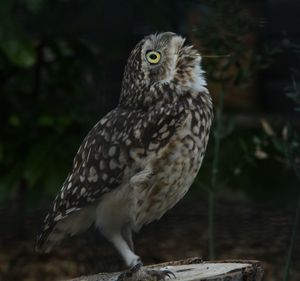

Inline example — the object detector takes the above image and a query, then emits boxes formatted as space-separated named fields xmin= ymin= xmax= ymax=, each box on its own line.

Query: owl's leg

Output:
xmin=110 ymin=228 xmax=175 ymax=280
xmin=114 ymin=232 xmax=175 ymax=281
xmin=121 ymin=224 xmax=134 ymax=251
xmin=110 ymin=234 xmax=141 ymax=268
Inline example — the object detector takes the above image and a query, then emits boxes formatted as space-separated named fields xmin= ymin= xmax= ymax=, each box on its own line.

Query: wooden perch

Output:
xmin=64 ymin=257 xmax=264 ymax=281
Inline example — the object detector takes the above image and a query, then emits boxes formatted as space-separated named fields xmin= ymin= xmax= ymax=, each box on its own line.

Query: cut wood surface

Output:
xmin=64 ymin=257 xmax=264 ymax=281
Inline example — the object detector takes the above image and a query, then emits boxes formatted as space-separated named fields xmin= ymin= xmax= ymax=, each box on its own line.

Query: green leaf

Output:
xmin=23 ymin=136 xmax=57 ymax=187
xmin=0 ymin=0 xmax=36 ymax=68
xmin=0 ymin=163 xmax=22 ymax=204
xmin=252 ymin=136 xmax=261 ymax=145
xmin=21 ymin=0 xmax=45 ymax=14
xmin=0 ymin=144 xmax=3 ymax=161
xmin=38 ymin=115 xmax=55 ymax=127
xmin=272 ymin=138 xmax=285 ymax=154
xmin=0 ymin=32 xmax=36 ymax=67
xmin=9 ymin=114 xmax=21 ymax=127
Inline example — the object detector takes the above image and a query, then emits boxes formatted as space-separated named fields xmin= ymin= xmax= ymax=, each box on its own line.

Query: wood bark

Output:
xmin=64 ymin=257 xmax=264 ymax=281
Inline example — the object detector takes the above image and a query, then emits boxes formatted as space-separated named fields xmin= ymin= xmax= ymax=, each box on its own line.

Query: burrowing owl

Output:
xmin=36 ymin=32 xmax=213 ymax=280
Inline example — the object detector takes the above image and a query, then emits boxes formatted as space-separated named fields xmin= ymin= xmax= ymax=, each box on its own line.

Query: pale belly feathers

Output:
xmin=95 ymin=110 xmax=211 ymax=235
xmin=131 ymin=111 xmax=210 ymax=231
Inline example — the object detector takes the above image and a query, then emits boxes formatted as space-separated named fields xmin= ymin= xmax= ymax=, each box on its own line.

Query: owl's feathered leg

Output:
xmin=113 ymin=227 xmax=175 ymax=281
xmin=121 ymin=225 xmax=134 ymax=251
xmin=110 ymin=234 xmax=141 ymax=267
xmin=112 ymin=232 xmax=175 ymax=281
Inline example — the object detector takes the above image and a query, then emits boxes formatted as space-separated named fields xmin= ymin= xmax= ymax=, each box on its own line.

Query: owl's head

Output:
xmin=120 ymin=32 xmax=207 ymax=107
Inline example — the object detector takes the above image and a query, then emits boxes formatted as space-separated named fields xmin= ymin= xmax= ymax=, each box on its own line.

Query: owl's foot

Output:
xmin=116 ymin=263 xmax=176 ymax=281
xmin=143 ymin=268 xmax=176 ymax=280
xmin=116 ymin=262 xmax=142 ymax=281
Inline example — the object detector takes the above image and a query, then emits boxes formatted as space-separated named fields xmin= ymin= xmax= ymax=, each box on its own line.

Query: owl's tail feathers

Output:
xmin=35 ymin=219 xmax=80 ymax=253
xmin=35 ymin=225 xmax=63 ymax=253
xmin=36 ymin=207 xmax=95 ymax=252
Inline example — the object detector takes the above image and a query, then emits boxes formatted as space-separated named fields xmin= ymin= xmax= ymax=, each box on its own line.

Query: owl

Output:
xmin=36 ymin=32 xmax=213 ymax=280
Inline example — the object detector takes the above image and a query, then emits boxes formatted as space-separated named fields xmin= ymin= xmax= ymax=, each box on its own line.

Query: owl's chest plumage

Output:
xmin=132 ymin=99 xmax=212 ymax=230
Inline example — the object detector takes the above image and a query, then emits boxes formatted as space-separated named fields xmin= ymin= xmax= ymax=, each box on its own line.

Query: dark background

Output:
xmin=0 ymin=1 xmax=299 ymax=281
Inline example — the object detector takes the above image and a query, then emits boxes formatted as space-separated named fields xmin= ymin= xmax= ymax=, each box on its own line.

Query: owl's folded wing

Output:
xmin=36 ymin=104 xmax=187 ymax=249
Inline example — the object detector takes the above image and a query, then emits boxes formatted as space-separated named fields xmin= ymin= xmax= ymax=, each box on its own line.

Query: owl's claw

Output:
xmin=116 ymin=266 xmax=176 ymax=281
xmin=145 ymin=268 xmax=176 ymax=280
xmin=130 ymin=261 xmax=143 ymax=273
xmin=162 ymin=269 xmax=176 ymax=279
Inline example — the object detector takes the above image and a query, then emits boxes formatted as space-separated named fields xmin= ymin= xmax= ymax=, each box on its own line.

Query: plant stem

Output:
xmin=208 ymin=189 xmax=215 ymax=259
xmin=208 ymin=89 xmax=225 ymax=260
xmin=282 ymin=194 xmax=300 ymax=281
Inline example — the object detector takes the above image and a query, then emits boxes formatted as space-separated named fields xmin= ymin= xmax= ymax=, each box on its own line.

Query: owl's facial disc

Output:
xmin=143 ymin=33 xmax=206 ymax=92
xmin=141 ymin=33 xmax=185 ymax=83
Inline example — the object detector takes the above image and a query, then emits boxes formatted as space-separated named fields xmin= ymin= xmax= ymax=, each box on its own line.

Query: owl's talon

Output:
xmin=116 ymin=272 xmax=129 ymax=281
xmin=162 ymin=269 xmax=176 ymax=279
xmin=144 ymin=268 xmax=176 ymax=280
xmin=116 ymin=267 xmax=176 ymax=281
xmin=130 ymin=261 xmax=143 ymax=273
xmin=116 ymin=261 xmax=142 ymax=281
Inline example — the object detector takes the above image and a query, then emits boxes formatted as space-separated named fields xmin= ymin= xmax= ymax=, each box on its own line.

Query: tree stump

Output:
xmin=64 ymin=257 xmax=264 ymax=281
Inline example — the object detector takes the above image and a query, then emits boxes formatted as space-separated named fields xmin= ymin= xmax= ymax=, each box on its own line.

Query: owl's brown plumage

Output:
xmin=36 ymin=32 xmax=213 ymax=271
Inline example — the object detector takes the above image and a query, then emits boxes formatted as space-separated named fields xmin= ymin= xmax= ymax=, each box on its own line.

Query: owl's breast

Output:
xmin=132 ymin=106 xmax=212 ymax=230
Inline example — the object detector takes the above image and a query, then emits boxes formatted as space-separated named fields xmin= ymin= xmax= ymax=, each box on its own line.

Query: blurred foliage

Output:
xmin=285 ymin=71 xmax=300 ymax=112
xmin=193 ymin=0 xmax=256 ymax=198
xmin=256 ymin=43 xmax=300 ymax=281
xmin=192 ymin=0 xmax=259 ymax=259
xmin=192 ymin=0 xmax=299 ymax=204
xmin=0 ymin=0 xmax=107 ymax=205
xmin=252 ymin=41 xmax=300 ymax=181
xmin=253 ymin=42 xmax=300 ymax=181
xmin=195 ymin=0 xmax=256 ymax=85
xmin=232 ymin=40 xmax=300 ymax=204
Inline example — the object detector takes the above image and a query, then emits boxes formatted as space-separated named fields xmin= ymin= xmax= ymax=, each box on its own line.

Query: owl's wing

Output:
xmin=36 ymin=104 xmax=187 ymax=249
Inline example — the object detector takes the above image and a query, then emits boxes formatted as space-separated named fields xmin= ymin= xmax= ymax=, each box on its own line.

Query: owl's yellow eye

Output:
xmin=146 ymin=51 xmax=161 ymax=64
